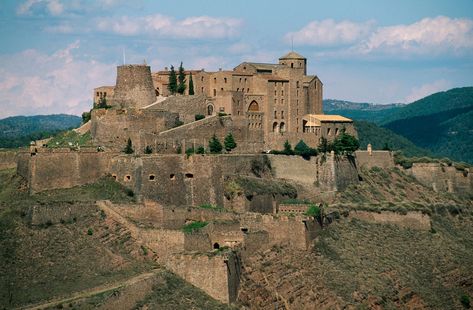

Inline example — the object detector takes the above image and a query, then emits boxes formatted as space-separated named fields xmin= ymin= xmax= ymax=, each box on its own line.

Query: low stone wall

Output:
xmin=0 ymin=150 xmax=17 ymax=170
xmin=28 ymin=203 xmax=96 ymax=226
xmin=165 ymin=252 xmax=240 ymax=304
xmin=240 ymin=213 xmax=318 ymax=250
xmin=278 ymin=204 xmax=309 ymax=214
xmin=409 ymin=163 xmax=472 ymax=195
xmin=348 ymin=210 xmax=431 ymax=230
xmin=355 ymin=150 xmax=394 ymax=170
xmin=269 ymin=153 xmax=359 ymax=192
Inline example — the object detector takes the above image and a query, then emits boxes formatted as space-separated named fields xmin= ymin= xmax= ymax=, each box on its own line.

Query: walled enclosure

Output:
xmin=355 ymin=150 xmax=395 ymax=170
xmin=409 ymin=163 xmax=472 ymax=195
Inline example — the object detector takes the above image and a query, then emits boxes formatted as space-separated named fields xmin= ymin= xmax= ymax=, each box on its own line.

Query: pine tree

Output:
xmin=124 ymin=138 xmax=134 ymax=154
xmin=224 ymin=133 xmax=237 ymax=152
xmin=283 ymin=140 xmax=294 ymax=155
xmin=188 ymin=72 xmax=194 ymax=95
xmin=209 ymin=134 xmax=223 ymax=154
xmin=167 ymin=65 xmax=177 ymax=95
xmin=177 ymin=62 xmax=186 ymax=95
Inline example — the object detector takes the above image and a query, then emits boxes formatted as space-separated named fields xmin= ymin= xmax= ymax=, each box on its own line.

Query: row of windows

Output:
xmin=272 ymin=122 xmax=286 ymax=133
xmin=211 ymin=77 xmax=248 ymax=84
xmin=112 ymin=173 xmax=194 ymax=182
xmin=274 ymin=98 xmax=284 ymax=105
xmin=248 ymin=122 xmax=262 ymax=129
xmin=274 ymin=111 xmax=285 ymax=119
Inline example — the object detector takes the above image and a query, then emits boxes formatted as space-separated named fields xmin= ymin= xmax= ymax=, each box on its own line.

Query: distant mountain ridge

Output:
xmin=325 ymin=87 xmax=473 ymax=163
xmin=324 ymin=99 xmax=405 ymax=112
xmin=0 ymin=114 xmax=81 ymax=148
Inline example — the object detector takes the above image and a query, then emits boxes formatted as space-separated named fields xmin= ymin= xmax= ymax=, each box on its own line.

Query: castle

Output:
xmin=92 ymin=52 xmax=355 ymax=154
xmin=11 ymin=52 xmax=473 ymax=306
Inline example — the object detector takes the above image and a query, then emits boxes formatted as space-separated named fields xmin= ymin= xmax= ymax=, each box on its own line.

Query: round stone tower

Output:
xmin=112 ymin=64 xmax=156 ymax=109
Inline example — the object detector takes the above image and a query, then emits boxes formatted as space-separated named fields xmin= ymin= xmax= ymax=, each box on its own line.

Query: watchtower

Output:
xmin=112 ymin=64 xmax=156 ymax=109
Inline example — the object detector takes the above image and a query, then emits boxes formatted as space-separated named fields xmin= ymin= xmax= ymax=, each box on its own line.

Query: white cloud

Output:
xmin=404 ymin=79 xmax=451 ymax=103
xmin=286 ymin=16 xmax=473 ymax=57
xmin=360 ymin=16 xmax=473 ymax=55
xmin=17 ymin=0 xmax=63 ymax=16
xmin=286 ymin=19 xmax=374 ymax=46
xmin=96 ymin=14 xmax=242 ymax=39
xmin=0 ymin=42 xmax=115 ymax=118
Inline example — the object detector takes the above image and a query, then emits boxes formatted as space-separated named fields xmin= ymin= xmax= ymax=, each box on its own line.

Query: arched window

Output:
xmin=213 ymin=89 xmax=216 ymax=96
xmin=248 ymin=100 xmax=259 ymax=112
xmin=291 ymin=63 xmax=294 ymax=68
xmin=280 ymin=122 xmax=286 ymax=133
xmin=207 ymin=105 xmax=214 ymax=116
xmin=274 ymin=111 xmax=277 ymax=119
xmin=273 ymin=122 xmax=279 ymax=133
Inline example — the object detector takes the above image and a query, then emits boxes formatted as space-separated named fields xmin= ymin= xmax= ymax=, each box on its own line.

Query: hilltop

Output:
xmin=0 ymin=114 xmax=81 ymax=148
xmin=325 ymin=87 xmax=473 ymax=163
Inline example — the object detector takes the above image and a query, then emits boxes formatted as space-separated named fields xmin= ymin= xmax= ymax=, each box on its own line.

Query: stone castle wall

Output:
xmin=17 ymin=149 xmax=112 ymax=193
xmin=355 ymin=150 xmax=394 ymax=170
xmin=165 ymin=252 xmax=240 ymax=304
xmin=90 ymin=108 xmax=180 ymax=152
xmin=268 ymin=153 xmax=359 ymax=192
xmin=0 ymin=150 xmax=17 ymax=170
xmin=348 ymin=210 xmax=431 ymax=230
xmin=408 ymin=163 xmax=472 ymax=195
xmin=240 ymin=213 xmax=318 ymax=250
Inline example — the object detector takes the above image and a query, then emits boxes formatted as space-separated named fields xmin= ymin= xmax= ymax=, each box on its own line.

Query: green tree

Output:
xmin=332 ymin=130 xmax=360 ymax=155
xmin=124 ymin=138 xmax=134 ymax=154
xmin=209 ymin=134 xmax=223 ymax=154
xmin=177 ymin=62 xmax=186 ymax=95
xmin=81 ymin=110 xmax=91 ymax=123
xmin=167 ymin=65 xmax=177 ymax=95
xmin=294 ymin=140 xmax=317 ymax=159
xmin=188 ymin=72 xmax=194 ymax=95
xmin=283 ymin=140 xmax=294 ymax=155
xmin=144 ymin=145 xmax=153 ymax=154
xmin=318 ymin=137 xmax=331 ymax=153
xmin=224 ymin=133 xmax=237 ymax=152
xmin=196 ymin=146 xmax=205 ymax=154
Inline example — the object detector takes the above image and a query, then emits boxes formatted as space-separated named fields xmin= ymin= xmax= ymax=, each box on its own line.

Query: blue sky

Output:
xmin=0 ymin=0 xmax=472 ymax=118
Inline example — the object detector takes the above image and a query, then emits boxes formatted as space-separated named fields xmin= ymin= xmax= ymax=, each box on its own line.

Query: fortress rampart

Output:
xmin=408 ymin=163 xmax=472 ymax=195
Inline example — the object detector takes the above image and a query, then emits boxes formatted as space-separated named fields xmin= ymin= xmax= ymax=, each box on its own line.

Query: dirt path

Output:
xmin=19 ymin=268 xmax=161 ymax=310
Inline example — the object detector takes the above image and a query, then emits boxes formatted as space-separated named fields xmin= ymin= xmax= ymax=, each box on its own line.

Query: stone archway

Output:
xmin=248 ymin=100 xmax=259 ymax=112
xmin=273 ymin=122 xmax=279 ymax=133
xmin=280 ymin=122 xmax=286 ymax=133
xmin=207 ymin=104 xmax=214 ymax=116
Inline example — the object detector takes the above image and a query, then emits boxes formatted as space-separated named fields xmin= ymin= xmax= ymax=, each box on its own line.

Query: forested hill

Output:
xmin=0 ymin=114 xmax=81 ymax=148
xmin=325 ymin=87 xmax=473 ymax=163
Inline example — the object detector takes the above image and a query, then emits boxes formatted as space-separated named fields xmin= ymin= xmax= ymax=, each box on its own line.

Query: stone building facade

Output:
xmin=92 ymin=52 xmax=355 ymax=152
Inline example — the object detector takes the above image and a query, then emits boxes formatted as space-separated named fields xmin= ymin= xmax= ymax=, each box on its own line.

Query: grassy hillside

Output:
xmin=0 ymin=114 xmax=81 ymax=148
xmin=0 ymin=169 xmax=230 ymax=309
xmin=354 ymin=120 xmax=431 ymax=157
xmin=239 ymin=166 xmax=473 ymax=309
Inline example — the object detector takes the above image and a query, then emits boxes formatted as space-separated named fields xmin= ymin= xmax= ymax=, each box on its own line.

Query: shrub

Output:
xmin=124 ymin=138 xmax=134 ymax=154
xmin=294 ymin=140 xmax=318 ymax=159
xmin=196 ymin=146 xmax=205 ymax=154
xmin=461 ymin=294 xmax=471 ymax=309
xmin=209 ymin=134 xmax=223 ymax=154
xmin=182 ymin=221 xmax=208 ymax=234
xmin=87 ymin=228 xmax=93 ymax=235
xmin=176 ymin=145 xmax=182 ymax=154
xmin=218 ymin=112 xmax=227 ymax=117
xmin=144 ymin=145 xmax=153 ymax=154
xmin=195 ymin=114 xmax=205 ymax=121
xmin=173 ymin=120 xmax=184 ymax=128
xmin=283 ymin=140 xmax=294 ymax=155
xmin=125 ymin=188 xmax=134 ymax=197
xmin=331 ymin=129 xmax=360 ymax=155
xmin=186 ymin=147 xmax=195 ymax=156
xmin=82 ymin=110 xmax=91 ymax=123
xmin=224 ymin=132 xmax=237 ymax=152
